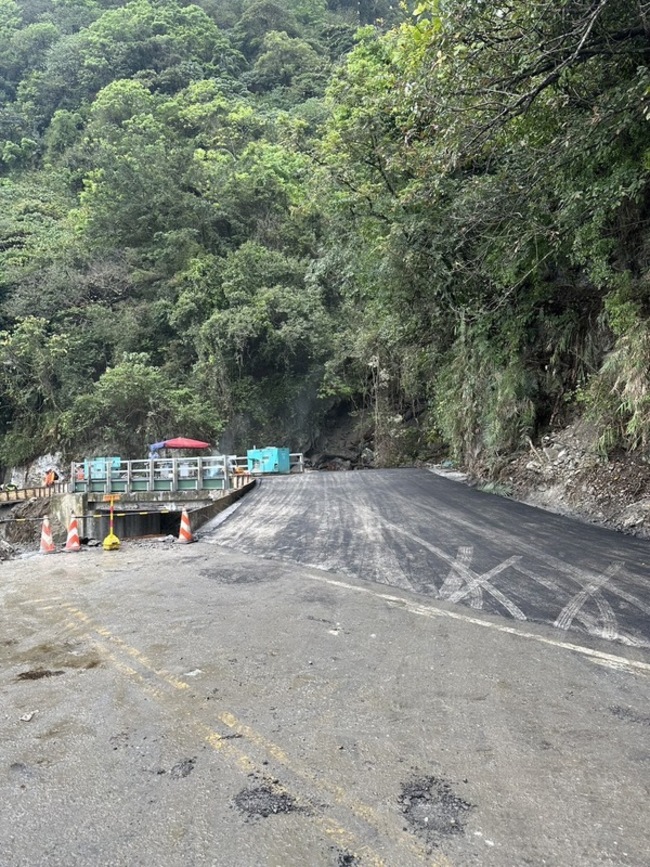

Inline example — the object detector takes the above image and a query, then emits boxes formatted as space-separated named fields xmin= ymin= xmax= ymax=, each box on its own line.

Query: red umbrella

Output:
xmin=163 ymin=437 xmax=211 ymax=449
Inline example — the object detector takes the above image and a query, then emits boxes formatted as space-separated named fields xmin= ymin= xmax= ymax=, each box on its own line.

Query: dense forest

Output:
xmin=0 ymin=0 xmax=648 ymax=471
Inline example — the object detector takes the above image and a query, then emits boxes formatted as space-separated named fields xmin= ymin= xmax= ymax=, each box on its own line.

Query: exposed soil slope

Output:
xmin=491 ymin=421 xmax=650 ymax=539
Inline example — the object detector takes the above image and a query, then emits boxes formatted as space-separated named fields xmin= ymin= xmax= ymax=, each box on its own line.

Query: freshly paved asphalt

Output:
xmin=209 ymin=469 xmax=650 ymax=648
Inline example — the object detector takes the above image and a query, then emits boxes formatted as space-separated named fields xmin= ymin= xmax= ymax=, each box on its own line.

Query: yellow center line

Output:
xmin=93 ymin=641 xmax=389 ymax=866
xmin=63 ymin=603 xmax=452 ymax=867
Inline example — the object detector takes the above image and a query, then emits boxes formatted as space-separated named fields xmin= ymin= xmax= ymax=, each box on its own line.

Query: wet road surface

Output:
xmin=209 ymin=469 xmax=650 ymax=648
xmin=1 ymin=472 xmax=650 ymax=867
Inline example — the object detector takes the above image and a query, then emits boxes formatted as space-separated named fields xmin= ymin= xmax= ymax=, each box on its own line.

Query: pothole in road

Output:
xmin=398 ymin=775 xmax=474 ymax=847
xmin=234 ymin=784 xmax=303 ymax=819
xmin=336 ymin=853 xmax=359 ymax=866
xmin=16 ymin=669 xmax=64 ymax=681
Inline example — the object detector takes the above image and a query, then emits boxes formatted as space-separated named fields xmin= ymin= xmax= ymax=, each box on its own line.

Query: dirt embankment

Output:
xmin=491 ymin=421 xmax=650 ymax=538
xmin=0 ymin=498 xmax=66 ymax=558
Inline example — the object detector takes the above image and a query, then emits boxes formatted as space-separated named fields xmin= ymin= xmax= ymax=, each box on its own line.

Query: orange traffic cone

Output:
xmin=64 ymin=514 xmax=81 ymax=552
xmin=39 ymin=517 xmax=56 ymax=554
xmin=178 ymin=509 xmax=193 ymax=544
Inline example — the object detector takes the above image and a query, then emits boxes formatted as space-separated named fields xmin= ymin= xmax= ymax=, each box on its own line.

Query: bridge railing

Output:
xmin=290 ymin=453 xmax=305 ymax=473
xmin=230 ymin=453 xmax=305 ymax=474
xmin=1 ymin=453 xmax=304 ymax=502
xmin=0 ymin=481 xmax=67 ymax=503
xmin=70 ymin=456 xmax=232 ymax=495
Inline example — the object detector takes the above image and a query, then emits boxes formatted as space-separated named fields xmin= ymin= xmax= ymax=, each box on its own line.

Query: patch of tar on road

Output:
xmin=233 ymin=783 xmax=304 ymax=820
xmin=169 ymin=757 xmax=197 ymax=778
xmin=6 ymin=640 xmax=102 ymax=672
xmin=9 ymin=762 xmax=38 ymax=779
xmin=609 ymin=705 xmax=650 ymax=726
xmin=16 ymin=668 xmax=64 ymax=681
xmin=109 ymin=731 xmax=130 ymax=750
xmin=398 ymin=774 xmax=474 ymax=849
xmin=336 ymin=852 xmax=359 ymax=866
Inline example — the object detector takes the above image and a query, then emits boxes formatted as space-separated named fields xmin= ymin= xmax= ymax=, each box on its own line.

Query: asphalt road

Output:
xmin=1 ymin=469 xmax=649 ymax=867
xmin=210 ymin=469 xmax=650 ymax=648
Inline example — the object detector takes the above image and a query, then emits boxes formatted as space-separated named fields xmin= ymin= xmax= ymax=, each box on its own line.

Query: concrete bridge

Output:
xmin=0 ymin=454 xmax=303 ymax=541
xmin=63 ymin=480 xmax=258 ymax=541
xmin=69 ymin=454 xmax=304 ymax=497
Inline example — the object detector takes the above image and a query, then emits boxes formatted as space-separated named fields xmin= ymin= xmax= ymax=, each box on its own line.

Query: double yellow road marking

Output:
xmin=63 ymin=604 xmax=452 ymax=867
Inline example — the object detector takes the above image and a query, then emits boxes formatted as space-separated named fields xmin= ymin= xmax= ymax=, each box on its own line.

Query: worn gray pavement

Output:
xmin=1 ymin=470 xmax=649 ymax=867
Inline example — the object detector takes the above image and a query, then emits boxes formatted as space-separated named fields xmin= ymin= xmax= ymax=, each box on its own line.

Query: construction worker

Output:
xmin=44 ymin=469 xmax=56 ymax=488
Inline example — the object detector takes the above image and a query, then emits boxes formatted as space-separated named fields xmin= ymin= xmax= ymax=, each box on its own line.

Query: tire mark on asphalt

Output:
xmin=512 ymin=562 xmax=648 ymax=647
xmin=211 ymin=473 xmax=650 ymax=648
xmin=342 ymin=499 xmax=418 ymax=592
xmin=445 ymin=556 xmax=523 ymax=617
xmin=416 ymin=479 xmax=650 ymax=643
xmin=211 ymin=472 xmax=650 ymax=645
xmin=385 ymin=475 xmax=649 ymax=610
xmin=440 ymin=547 xmax=473 ymax=601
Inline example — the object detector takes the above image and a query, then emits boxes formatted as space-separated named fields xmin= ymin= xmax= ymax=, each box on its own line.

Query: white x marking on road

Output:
xmin=380 ymin=523 xmax=526 ymax=620
xmin=554 ymin=562 xmax=622 ymax=639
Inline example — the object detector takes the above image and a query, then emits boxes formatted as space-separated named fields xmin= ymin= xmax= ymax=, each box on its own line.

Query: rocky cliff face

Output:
xmin=5 ymin=453 xmax=66 ymax=489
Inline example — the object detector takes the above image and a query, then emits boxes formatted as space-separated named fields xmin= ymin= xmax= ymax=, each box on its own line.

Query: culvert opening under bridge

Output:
xmin=84 ymin=508 xmax=185 ymax=540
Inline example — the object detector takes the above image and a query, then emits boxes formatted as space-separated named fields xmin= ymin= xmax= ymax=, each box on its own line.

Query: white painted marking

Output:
xmin=554 ymin=563 xmax=621 ymax=636
xmin=381 ymin=520 xmax=526 ymax=620
xmin=440 ymin=547 xmax=473 ymax=598
xmin=302 ymin=572 xmax=650 ymax=676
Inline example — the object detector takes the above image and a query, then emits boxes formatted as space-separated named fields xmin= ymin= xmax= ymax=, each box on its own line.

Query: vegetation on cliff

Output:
xmin=0 ymin=0 xmax=648 ymax=470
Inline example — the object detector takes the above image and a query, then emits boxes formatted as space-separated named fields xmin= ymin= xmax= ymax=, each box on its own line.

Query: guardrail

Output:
xmin=69 ymin=453 xmax=303 ymax=495
xmin=0 ymin=482 xmax=67 ymax=504
xmin=70 ymin=456 xmax=232 ymax=495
